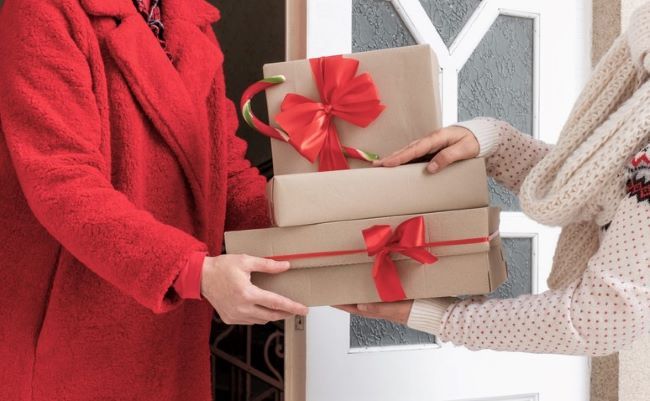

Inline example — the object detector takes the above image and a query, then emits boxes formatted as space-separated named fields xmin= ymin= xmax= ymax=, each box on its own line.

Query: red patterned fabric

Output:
xmin=132 ymin=0 xmax=171 ymax=59
xmin=627 ymin=144 xmax=650 ymax=204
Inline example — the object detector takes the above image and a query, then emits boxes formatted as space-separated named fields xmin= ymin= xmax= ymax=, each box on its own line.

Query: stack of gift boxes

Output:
xmin=226 ymin=45 xmax=507 ymax=307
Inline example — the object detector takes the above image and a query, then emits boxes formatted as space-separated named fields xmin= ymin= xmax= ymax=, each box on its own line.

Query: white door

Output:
xmin=302 ymin=1 xmax=592 ymax=400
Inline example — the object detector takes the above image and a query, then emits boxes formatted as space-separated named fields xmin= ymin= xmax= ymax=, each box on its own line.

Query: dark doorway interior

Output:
xmin=213 ymin=0 xmax=285 ymax=178
xmin=210 ymin=2 xmax=287 ymax=400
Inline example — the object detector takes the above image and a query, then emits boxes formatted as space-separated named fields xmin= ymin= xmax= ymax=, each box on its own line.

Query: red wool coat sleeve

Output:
xmin=204 ymin=28 xmax=271 ymax=232
xmin=0 ymin=1 xmax=208 ymax=313
xmin=224 ymin=99 xmax=271 ymax=231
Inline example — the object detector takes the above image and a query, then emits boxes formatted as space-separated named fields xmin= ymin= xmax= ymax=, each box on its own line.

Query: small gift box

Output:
xmin=267 ymin=159 xmax=489 ymax=227
xmin=225 ymin=207 xmax=506 ymax=307
xmin=241 ymin=44 xmax=442 ymax=175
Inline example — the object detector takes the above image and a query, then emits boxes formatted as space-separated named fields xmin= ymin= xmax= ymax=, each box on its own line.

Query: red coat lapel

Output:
xmin=79 ymin=0 xmax=223 ymax=217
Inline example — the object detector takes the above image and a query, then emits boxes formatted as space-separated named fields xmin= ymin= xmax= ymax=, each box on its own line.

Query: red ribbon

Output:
xmin=362 ymin=217 xmax=438 ymax=302
xmin=268 ymin=216 xmax=493 ymax=303
xmin=275 ymin=56 xmax=386 ymax=171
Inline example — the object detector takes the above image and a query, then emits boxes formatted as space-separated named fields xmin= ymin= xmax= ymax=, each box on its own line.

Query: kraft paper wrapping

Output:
xmin=268 ymin=159 xmax=488 ymax=227
xmin=225 ymin=207 xmax=507 ymax=307
xmin=263 ymin=44 xmax=442 ymax=175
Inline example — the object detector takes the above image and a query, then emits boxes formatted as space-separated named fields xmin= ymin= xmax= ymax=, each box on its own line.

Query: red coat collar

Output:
xmin=81 ymin=0 xmax=224 ymax=220
xmin=79 ymin=0 xmax=221 ymax=26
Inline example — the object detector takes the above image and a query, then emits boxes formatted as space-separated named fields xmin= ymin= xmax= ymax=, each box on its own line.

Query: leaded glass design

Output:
xmin=350 ymin=0 xmax=429 ymax=348
xmin=350 ymin=8 xmax=536 ymax=348
xmin=419 ymin=0 xmax=483 ymax=47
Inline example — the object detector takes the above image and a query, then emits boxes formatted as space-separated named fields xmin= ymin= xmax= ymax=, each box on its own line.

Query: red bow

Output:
xmin=275 ymin=56 xmax=386 ymax=172
xmin=362 ymin=217 xmax=439 ymax=302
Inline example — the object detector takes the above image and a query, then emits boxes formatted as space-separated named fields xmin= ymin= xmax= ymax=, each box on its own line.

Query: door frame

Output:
xmin=284 ymin=4 xmax=307 ymax=401
xmin=283 ymin=1 xmax=589 ymax=400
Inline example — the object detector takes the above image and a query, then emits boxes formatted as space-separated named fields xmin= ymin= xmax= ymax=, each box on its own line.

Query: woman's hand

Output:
xmin=201 ymin=255 xmax=309 ymax=325
xmin=374 ymin=126 xmax=479 ymax=172
xmin=336 ymin=301 xmax=414 ymax=325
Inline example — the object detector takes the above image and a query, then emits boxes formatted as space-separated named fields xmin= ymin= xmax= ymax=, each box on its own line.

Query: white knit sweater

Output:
xmin=407 ymin=118 xmax=650 ymax=356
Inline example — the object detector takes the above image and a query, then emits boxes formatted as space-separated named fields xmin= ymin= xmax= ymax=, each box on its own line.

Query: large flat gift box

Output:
xmin=263 ymin=44 xmax=442 ymax=175
xmin=268 ymin=159 xmax=489 ymax=227
xmin=225 ymin=207 xmax=506 ymax=307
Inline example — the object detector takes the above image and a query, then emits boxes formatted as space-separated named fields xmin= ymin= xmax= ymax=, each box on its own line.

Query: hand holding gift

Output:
xmin=227 ymin=45 xmax=507 ymax=308
xmin=335 ymin=124 xmax=483 ymax=323
xmin=336 ymin=301 xmax=413 ymax=326
xmin=226 ymin=207 xmax=505 ymax=307
xmin=376 ymin=125 xmax=479 ymax=173
xmin=200 ymin=255 xmax=308 ymax=325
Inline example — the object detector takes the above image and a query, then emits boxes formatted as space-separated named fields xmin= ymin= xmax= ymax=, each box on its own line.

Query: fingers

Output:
xmin=207 ymin=255 xmax=307 ymax=326
xmin=341 ymin=302 xmax=413 ymax=325
xmin=218 ymin=313 xmax=260 ymax=326
xmin=357 ymin=303 xmax=380 ymax=313
xmin=376 ymin=132 xmax=448 ymax=167
xmin=251 ymin=305 xmax=294 ymax=323
xmin=244 ymin=255 xmax=291 ymax=274
xmin=220 ymin=313 xmax=284 ymax=326
xmin=220 ymin=301 xmax=302 ymax=326
xmin=427 ymin=138 xmax=473 ymax=173
xmin=251 ymin=287 xmax=309 ymax=316
xmin=333 ymin=304 xmax=361 ymax=314
xmin=374 ymin=126 xmax=479 ymax=171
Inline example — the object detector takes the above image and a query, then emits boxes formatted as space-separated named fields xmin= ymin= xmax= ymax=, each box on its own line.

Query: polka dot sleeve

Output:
xmin=457 ymin=118 xmax=554 ymax=194
xmin=438 ymin=192 xmax=650 ymax=356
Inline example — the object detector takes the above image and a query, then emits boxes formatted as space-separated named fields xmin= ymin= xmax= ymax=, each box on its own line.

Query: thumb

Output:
xmin=250 ymin=257 xmax=291 ymax=274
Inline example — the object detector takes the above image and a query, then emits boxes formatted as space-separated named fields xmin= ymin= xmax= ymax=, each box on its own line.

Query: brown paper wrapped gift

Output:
xmin=268 ymin=159 xmax=488 ymax=227
xmin=225 ymin=207 xmax=506 ymax=307
xmin=263 ymin=44 xmax=442 ymax=175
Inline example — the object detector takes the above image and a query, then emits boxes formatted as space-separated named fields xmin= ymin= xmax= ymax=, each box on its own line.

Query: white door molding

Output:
xmin=293 ymin=1 xmax=591 ymax=400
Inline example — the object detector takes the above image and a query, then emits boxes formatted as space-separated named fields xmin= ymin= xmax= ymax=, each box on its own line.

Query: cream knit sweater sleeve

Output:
xmin=454 ymin=117 xmax=553 ymax=193
xmin=407 ymin=119 xmax=650 ymax=356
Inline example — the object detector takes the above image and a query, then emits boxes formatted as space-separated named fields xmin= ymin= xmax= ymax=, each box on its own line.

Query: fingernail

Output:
xmin=427 ymin=161 xmax=439 ymax=173
xmin=357 ymin=304 xmax=368 ymax=312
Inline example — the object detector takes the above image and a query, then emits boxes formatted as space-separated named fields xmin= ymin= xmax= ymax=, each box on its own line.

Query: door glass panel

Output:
xmin=350 ymin=0 xmax=430 ymax=348
xmin=490 ymin=238 xmax=534 ymax=299
xmin=458 ymin=15 xmax=535 ymax=211
xmin=350 ymin=315 xmax=436 ymax=348
xmin=349 ymin=237 xmax=534 ymax=348
xmin=349 ymin=9 xmax=536 ymax=348
xmin=352 ymin=0 xmax=416 ymax=52
xmin=419 ymin=0 xmax=483 ymax=47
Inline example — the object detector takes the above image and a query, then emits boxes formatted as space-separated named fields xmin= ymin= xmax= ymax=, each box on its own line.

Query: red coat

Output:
xmin=0 ymin=0 xmax=269 ymax=400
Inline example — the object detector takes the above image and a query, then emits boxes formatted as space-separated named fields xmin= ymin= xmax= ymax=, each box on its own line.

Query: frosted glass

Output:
xmin=352 ymin=0 xmax=416 ymax=52
xmin=459 ymin=15 xmax=535 ymax=211
xmin=419 ymin=0 xmax=483 ymax=47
